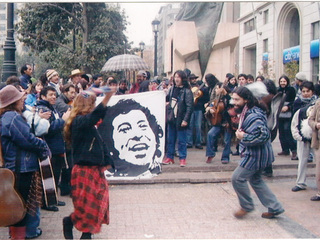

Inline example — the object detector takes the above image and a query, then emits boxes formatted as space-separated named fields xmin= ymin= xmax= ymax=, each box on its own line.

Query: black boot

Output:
xmin=63 ymin=216 xmax=73 ymax=239
xmin=80 ymin=232 xmax=92 ymax=239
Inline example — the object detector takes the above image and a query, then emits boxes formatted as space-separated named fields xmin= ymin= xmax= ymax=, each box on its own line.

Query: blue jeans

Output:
xmin=206 ymin=126 xmax=232 ymax=161
xmin=26 ymin=206 xmax=41 ymax=238
xmin=187 ymin=110 xmax=203 ymax=146
xmin=232 ymin=166 xmax=284 ymax=213
xmin=166 ymin=123 xmax=187 ymax=160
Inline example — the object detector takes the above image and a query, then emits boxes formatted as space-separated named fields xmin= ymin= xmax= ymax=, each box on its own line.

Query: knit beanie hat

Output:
xmin=46 ymin=69 xmax=58 ymax=80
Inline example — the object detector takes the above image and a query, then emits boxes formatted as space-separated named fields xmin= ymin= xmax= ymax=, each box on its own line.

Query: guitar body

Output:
xmin=206 ymin=99 xmax=225 ymax=126
xmin=0 ymin=168 xmax=26 ymax=227
xmin=192 ymin=82 xmax=205 ymax=105
xmin=39 ymin=157 xmax=58 ymax=207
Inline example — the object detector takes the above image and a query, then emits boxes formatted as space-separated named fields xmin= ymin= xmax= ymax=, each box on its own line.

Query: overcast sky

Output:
xmin=119 ymin=2 xmax=168 ymax=47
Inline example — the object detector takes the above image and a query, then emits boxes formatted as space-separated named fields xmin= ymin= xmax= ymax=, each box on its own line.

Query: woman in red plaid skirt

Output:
xmin=63 ymin=88 xmax=115 ymax=239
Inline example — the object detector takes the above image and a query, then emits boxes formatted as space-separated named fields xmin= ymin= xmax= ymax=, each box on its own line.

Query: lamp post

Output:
xmin=2 ymin=3 xmax=16 ymax=82
xmin=152 ymin=19 xmax=160 ymax=76
xmin=139 ymin=41 xmax=145 ymax=58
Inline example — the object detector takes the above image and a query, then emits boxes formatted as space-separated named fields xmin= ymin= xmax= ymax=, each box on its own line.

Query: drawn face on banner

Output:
xmin=99 ymin=98 xmax=163 ymax=177
xmin=112 ymin=109 xmax=156 ymax=165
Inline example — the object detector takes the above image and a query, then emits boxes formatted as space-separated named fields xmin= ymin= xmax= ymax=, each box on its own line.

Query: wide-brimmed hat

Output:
xmin=69 ymin=69 xmax=85 ymax=78
xmin=0 ymin=85 xmax=25 ymax=108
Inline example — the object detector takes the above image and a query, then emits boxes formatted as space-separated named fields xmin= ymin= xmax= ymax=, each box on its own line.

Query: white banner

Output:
xmin=97 ymin=91 xmax=166 ymax=180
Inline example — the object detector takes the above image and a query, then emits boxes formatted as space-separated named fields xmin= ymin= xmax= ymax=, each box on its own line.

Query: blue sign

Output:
xmin=310 ymin=39 xmax=319 ymax=58
xmin=262 ymin=52 xmax=268 ymax=62
xmin=283 ymin=46 xmax=300 ymax=64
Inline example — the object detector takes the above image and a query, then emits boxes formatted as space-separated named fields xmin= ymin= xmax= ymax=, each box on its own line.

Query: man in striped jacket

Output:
xmin=231 ymin=86 xmax=285 ymax=219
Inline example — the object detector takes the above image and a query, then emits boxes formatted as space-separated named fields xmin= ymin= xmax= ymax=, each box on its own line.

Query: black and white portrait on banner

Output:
xmin=97 ymin=91 xmax=165 ymax=179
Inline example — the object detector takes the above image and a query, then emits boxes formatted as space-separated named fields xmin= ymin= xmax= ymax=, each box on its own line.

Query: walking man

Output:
xmin=231 ymin=86 xmax=284 ymax=219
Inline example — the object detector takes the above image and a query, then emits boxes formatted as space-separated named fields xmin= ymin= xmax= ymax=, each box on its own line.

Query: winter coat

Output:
xmin=309 ymin=99 xmax=320 ymax=149
xmin=19 ymin=74 xmax=32 ymax=90
xmin=1 ymin=111 xmax=50 ymax=172
xmin=36 ymin=100 xmax=65 ymax=155
xmin=239 ymin=106 xmax=274 ymax=170
xmin=55 ymin=93 xmax=71 ymax=115
xmin=71 ymin=103 xmax=114 ymax=167
xmin=166 ymin=86 xmax=194 ymax=130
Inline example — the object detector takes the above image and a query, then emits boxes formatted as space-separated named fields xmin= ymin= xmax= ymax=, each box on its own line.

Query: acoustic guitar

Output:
xmin=205 ymin=93 xmax=225 ymax=126
xmin=0 ymin=136 xmax=26 ymax=227
xmin=191 ymin=82 xmax=205 ymax=105
xmin=0 ymin=168 xmax=27 ymax=227
xmin=39 ymin=157 xmax=58 ymax=207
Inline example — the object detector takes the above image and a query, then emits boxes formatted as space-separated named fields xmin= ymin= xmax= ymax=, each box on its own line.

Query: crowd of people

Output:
xmin=1 ymin=62 xmax=320 ymax=239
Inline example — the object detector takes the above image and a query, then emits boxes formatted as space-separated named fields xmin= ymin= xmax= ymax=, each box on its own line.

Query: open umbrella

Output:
xmin=101 ymin=54 xmax=149 ymax=72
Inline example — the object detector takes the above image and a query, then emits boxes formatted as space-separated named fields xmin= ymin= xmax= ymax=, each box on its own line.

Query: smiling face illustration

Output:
xmin=112 ymin=110 xmax=156 ymax=166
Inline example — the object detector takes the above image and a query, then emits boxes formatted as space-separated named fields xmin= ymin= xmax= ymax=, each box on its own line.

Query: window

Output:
xmin=0 ymin=24 xmax=5 ymax=31
xmin=244 ymin=18 xmax=256 ymax=33
xmin=263 ymin=39 xmax=268 ymax=52
xmin=0 ymin=14 xmax=5 ymax=20
xmin=312 ymin=21 xmax=320 ymax=40
xmin=0 ymin=4 xmax=5 ymax=10
xmin=263 ymin=9 xmax=269 ymax=25
xmin=312 ymin=58 xmax=319 ymax=83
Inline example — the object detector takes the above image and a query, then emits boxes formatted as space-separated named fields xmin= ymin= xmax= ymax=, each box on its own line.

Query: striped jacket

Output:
xmin=239 ymin=106 xmax=274 ymax=170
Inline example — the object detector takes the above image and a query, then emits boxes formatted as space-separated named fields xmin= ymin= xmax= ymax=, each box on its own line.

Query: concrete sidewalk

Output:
xmin=108 ymin=138 xmax=316 ymax=185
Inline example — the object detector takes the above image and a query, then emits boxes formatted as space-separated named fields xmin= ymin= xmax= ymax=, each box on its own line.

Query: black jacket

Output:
xmin=36 ymin=100 xmax=65 ymax=155
xmin=167 ymin=86 xmax=194 ymax=129
xmin=71 ymin=103 xmax=114 ymax=167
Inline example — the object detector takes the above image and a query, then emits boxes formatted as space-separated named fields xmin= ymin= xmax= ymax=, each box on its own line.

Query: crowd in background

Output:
xmin=1 ymin=62 xmax=320 ymax=239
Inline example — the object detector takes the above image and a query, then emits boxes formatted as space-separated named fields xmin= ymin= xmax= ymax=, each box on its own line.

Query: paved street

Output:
xmin=0 ymin=179 xmax=319 ymax=239
xmin=0 ymin=138 xmax=319 ymax=239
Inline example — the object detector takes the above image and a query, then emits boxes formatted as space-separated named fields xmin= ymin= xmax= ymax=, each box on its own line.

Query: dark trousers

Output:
xmin=278 ymin=118 xmax=296 ymax=152
xmin=51 ymin=154 xmax=64 ymax=192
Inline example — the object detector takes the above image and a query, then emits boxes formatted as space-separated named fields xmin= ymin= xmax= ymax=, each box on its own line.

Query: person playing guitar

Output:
xmin=187 ymin=73 xmax=209 ymax=149
xmin=205 ymin=82 xmax=233 ymax=164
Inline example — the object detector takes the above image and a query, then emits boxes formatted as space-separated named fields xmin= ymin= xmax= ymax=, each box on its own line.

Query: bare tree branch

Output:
xmin=35 ymin=3 xmax=85 ymax=31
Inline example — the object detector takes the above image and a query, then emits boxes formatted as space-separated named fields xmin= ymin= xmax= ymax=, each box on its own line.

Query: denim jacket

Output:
xmin=1 ymin=111 xmax=49 ymax=172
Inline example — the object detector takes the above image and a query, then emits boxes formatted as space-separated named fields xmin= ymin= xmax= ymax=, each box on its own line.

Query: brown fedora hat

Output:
xmin=69 ymin=69 xmax=85 ymax=78
xmin=0 ymin=85 xmax=25 ymax=108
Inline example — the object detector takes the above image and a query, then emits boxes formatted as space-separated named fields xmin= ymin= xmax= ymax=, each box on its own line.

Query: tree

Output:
xmin=16 ymin=3 xmax=129 ymax=76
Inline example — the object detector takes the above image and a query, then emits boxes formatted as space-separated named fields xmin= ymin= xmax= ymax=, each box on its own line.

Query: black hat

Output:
xmin=188 ymin=73 xmax=198 ymax=79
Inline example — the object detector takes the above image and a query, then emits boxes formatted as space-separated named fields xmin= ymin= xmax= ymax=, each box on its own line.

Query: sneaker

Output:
xmin=162 ymin=158 xmax=174 ymax=165
xmin=206 ymin=157 xmax=213 ymax=164
xmin=180 ymin=159 xmax=186 ymax=167
xmin=291 ymin=152 xmax=298 ymax=160
xmin=195 ymin=145 xmax=203 ymax=149
xmin=221 ymin=159 xmax=229 ymax=164
xmin=278 ymin=151 xmax=290 ymax=156
xmin=261 ymin=209 xmax=284 ymax=219
xmin=310 ymin=195 xmax=320 ymax=201
xmin=187 ymin=145 xmax=193 ymax=148
xmin=292 ymin=186 xmax=306 ymax=192
xmin=57 ymin=201 xmax=66 ymax=206
xmin=234 ymin=208 xmax=249 ymax=219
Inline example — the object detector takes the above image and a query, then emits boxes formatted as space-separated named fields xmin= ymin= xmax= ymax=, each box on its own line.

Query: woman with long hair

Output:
xmin=62 ymin=88 xmax=115 ymax=240
xmin=277 ymin=74 xmax=297 ymax=160
xmin=163 ymin=70 xmax=193 ymax=167
xmin=0 ymin=85 xmax=50 ymax=240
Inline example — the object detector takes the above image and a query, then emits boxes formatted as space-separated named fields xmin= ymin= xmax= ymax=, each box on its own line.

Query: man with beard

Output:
xmin=129 ymin=70 xmax=147 ymax=93
xmin=231 ymin=86 xmax=284 ymax=219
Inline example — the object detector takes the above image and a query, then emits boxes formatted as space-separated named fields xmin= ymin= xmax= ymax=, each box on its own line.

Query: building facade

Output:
xmin=161 ymin=2 xmax=320 ymax=83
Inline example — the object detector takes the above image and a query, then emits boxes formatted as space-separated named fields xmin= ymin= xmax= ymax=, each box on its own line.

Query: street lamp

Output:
xmin=151 ymin=18 xmax=160 ymax=76
xmin=2 ymin=3 xmax=17 ymax=82
xmin=139 ymin=41 xmax=145 ymax=58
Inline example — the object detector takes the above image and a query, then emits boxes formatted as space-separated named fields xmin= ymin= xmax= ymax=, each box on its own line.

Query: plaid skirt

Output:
xmin=70 ymin=165 xmax=110 ymax=234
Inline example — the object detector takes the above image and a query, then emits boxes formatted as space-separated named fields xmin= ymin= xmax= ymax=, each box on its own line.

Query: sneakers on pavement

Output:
xmin=206 ymin=157 xmax=213 ymax=164
xmin=180 ymin=159 xmax=186 ymax=167
xmin=292 ymin=185 xmax=306 ymax=192
xmin=162 ymin=158 xmax=174 ymax=165
xmin=310 ymin=195 xmax=320 ymax=201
